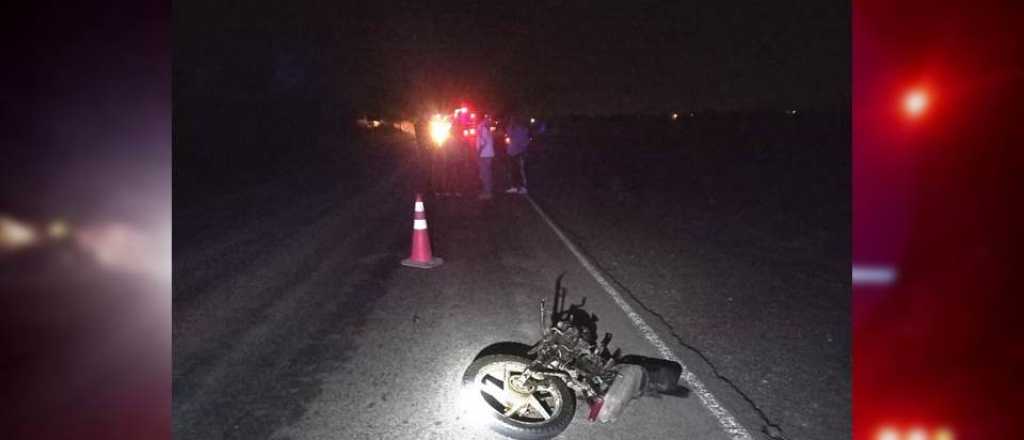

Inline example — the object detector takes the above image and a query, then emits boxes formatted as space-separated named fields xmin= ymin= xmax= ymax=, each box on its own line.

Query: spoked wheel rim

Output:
xmin=471 ymin=359 xmax=564 ymax=425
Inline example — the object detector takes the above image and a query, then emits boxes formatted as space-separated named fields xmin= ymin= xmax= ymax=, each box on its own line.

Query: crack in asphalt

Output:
xmin=598 ymin=267 xmax=792 ymax=440
xmin=530 ymin=192 xmax=792 ymax=440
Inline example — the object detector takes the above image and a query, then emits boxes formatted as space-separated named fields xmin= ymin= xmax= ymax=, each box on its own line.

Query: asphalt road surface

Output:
xmin=174 ymin=123 xmax=848 ymax=439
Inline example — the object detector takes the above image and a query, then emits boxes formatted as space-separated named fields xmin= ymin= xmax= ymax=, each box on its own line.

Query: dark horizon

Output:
xmin=175 ymin=1 xmax=849 ymax=117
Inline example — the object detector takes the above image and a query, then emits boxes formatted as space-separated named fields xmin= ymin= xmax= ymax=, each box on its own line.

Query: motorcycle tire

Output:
xmin=462 ymin=354 xmax=577 ymax=440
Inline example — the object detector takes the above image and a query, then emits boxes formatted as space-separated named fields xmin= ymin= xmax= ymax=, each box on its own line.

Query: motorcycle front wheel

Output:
xmin=462 ymin=354 xmax=577 ymax=440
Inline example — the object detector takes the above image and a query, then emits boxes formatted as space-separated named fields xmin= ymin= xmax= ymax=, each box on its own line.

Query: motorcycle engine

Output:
xmin=531 ymin=320 xmax=615 ymax=396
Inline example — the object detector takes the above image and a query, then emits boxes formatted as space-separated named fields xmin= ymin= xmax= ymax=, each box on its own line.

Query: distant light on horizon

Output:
xmin=672 ymin=113 xmax=679 ymax=120
xmin=47 ymin=219 xmax=70 ymax=240
xmin=0 ymin=214 xmax=38 ymax=251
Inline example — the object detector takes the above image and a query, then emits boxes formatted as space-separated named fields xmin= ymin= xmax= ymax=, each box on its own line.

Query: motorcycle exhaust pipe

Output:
xmin=619 ymin=355 xmax=689 ymax=397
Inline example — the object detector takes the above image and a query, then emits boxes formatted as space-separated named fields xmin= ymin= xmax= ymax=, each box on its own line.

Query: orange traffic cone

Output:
xmin=401 ymin=194 xmax=444 ymax=269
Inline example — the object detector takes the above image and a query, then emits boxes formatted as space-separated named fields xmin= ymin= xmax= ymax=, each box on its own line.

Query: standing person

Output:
xmin=504 ymin=116 xmax=530 ymax=194
xmin=475 ymin=115 xmax=495 ymax=200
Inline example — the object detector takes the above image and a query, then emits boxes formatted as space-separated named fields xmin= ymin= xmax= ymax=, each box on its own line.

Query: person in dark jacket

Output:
xmin=504 ymin=116 xmax=530 ymax=194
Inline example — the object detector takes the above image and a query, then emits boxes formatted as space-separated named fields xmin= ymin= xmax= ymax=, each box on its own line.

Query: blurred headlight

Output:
xmin=47 ymin=219 xmax=71 ymax=240
xmin=0 ymin=214 xmax=38 ymax=251
xmin=429 ymin=115 xmax=451 ymax=146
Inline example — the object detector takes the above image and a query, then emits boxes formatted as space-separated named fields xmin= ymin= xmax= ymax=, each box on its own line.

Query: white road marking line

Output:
xmin=852 ymin=264 xmax=897 ymax=286
xmin=413 ymin=219 xmax=428 ymax=230
xmin=525 ymin=194 xmax=754 ymax=440
xmin=415 ymin=201 xmax=425 ymax=212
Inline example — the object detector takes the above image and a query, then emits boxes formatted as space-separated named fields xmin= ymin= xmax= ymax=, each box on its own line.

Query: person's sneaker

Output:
xmin=477 ymin=192 xmax=493 ymax=200
xmin=517 ymin=187 xmax=528 ymax=194
xmin=505 ymin=187 xmax=519 ymax=194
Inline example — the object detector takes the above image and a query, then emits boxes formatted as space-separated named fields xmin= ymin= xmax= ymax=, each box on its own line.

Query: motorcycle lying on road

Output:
xmin=462 ymin=292 xmax=689 ymax=440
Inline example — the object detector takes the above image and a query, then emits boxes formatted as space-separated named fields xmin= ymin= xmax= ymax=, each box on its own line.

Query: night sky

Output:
xmin=0 ymin=0 xmax=849 ymax=215
xmin=176 ymin=1 xmax=849 ymax=116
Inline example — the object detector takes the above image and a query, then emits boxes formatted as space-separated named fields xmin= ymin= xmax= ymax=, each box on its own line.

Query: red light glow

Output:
xmin=904 ymin=90 xmax=929 ymax=117
xmin=877 ymin=427 xmax=900 ymax=440
xmin=875 ymin=426 xmax=955 ymax=440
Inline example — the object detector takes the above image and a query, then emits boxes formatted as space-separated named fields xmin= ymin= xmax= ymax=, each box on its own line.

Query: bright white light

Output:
xmin=459 ymin=379 xmax=497 ymax=429
xmin=904 ymin=90 xmax=929 ymax=117
xmin=876 ymin=427 xmax=900 ymax=440
xmin=429 ymin=115 xmax=452 ymax=146
xmin=906 ymin=428 xmax=927 ymax=440
xmin=672 ymin=113 xmax=679 ymax=120
xmin=0 ymin=214 xmax=38 ymax=250
xmin=74 ymin=222 xmax=167 ymax=279
xmin=853 ymin=264 xmax=897 ymax=286
xmin=530 ymin=117 xmax=536 ymax=124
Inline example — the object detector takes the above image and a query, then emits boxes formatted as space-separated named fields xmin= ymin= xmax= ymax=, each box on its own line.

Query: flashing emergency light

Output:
xmin=875 ymin=426 xmax=955 ymax=440
xmin=904 ymin=90 xmax=929 ymax=117
xmin=877 ymin=427 xmax=900 ymax=440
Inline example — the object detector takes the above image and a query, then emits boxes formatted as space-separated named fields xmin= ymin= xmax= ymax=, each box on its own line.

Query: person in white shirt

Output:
xmin=475 ymin=115 xmax=495 ymax=200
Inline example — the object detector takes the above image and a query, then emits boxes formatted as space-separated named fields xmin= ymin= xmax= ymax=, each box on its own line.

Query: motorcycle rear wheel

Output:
xmin=462 ymin=354 xmax=576 ymax=440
